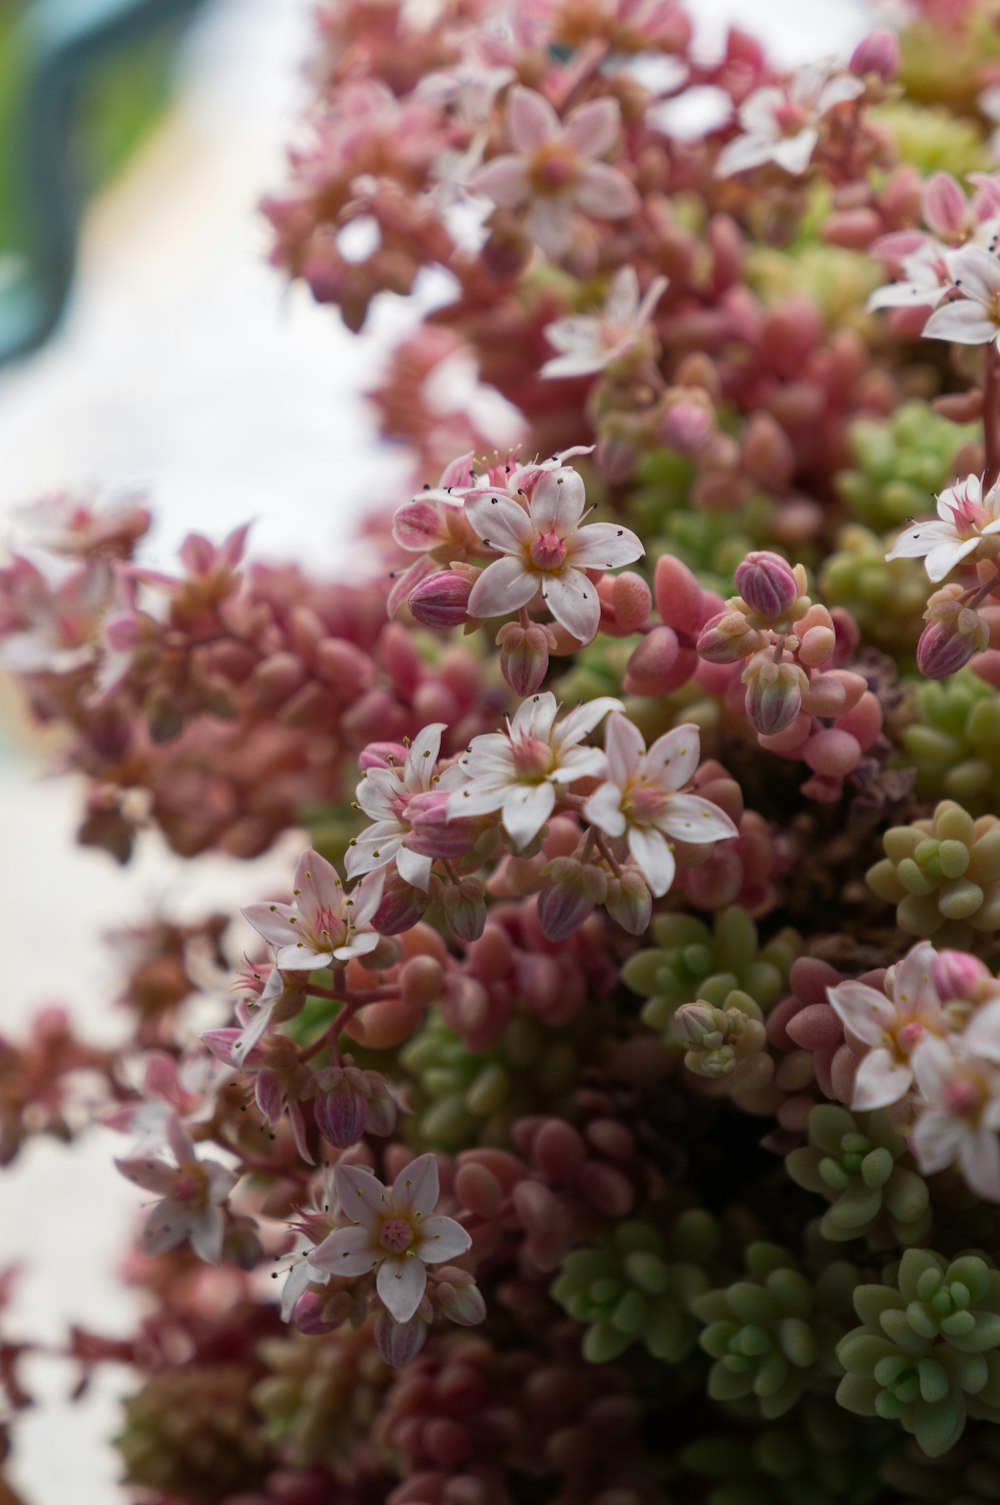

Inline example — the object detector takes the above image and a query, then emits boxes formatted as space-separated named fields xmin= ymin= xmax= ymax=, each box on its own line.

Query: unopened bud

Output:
xmin=931 ymin=949 xmax=991 ymax=1002
xmin=734 ymin=551 xmax=798 ymax=621
xmin=661 ymin=387 xmax=714 ymax=455
xmin=443 ymin=877 xmax=487 ymax=942
xmin=359 ymin=740 xmax=409 ymax=771
xmin=673 ymin=1001 xmax=726 ymax=1049
xmin=605 ymin=868 xmax=652 ymax=935
xmin=374 ymin=1311 xmax=428 ymax=1367
xmin=313 ymin=1066 xmax=369 ymax=1148
xmin=496 ymin=620 xmax=555 ymax=696
xmin=742 ymin=652 xmax=808 ymax=736
xmin=374 ymin=872 xmax=429 ymax=934
xmin=537 ymin=857 xmax=608 ymax=941
xmin=922 ymin=171 xmax=967 ymax=240
xmin=849 ymin=28 xmax=900 ymax=83
xmin=917 ymin=599 xmax=989 ymax=679
xmin=433 ymin=1268 xmax=487 ymax=1326
xmin=697 ymin=610 xmax=762 ymax=664
xmin=408 ymin=570 xmax=472 ymax=629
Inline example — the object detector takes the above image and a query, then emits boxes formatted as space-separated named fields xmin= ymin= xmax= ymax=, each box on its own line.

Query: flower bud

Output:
xmin=922 ymin=171 xmax=967 ymax=240
xmin=313 ymin=1066 xmax=369 ymax=1148
xmin=742 ymin=652 xmax=808 ymax=736
xmin=697 ymin=610 xmax=762 ymax=664
xmin=604 ymin=868 xmax=652 ymax=935
xmin=932 ymin=949 xmax=991 ymax=1001
xmin=917 ymin=599 xmax=989 ymax=679
xmin=362 ymin=1070 xmax=398 ymax=1136
xmin=374 ymin=1310 xmax=428 ymax=1367
xmin=408 ymin=570 xmax=472 ymax=629
xmin=661 ymin=387 xmax=714 ymax=454
xmin=734 ymin=551 xmax=799 ymax=621
xmin=442 ymin=878 xmax=487 ymax=942
xmin=537 ymin=857 xmax=608 ymax=941
xmin=849 ymin=28 xmax=900 ymax=82
xmin=374 ymin=872 xmax=429 ymax=934
xmin=433 ymin=1269 xmax=487 ymax=1326
xmin=496 ymin=620 xmax=555 ymax=696
xmin=673 ymin=1001 xmax=725 ymax=1049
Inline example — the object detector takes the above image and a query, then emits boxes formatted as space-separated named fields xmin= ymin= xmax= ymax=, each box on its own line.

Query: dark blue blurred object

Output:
xmin=0 ymin=0 xmax=207 ymax=367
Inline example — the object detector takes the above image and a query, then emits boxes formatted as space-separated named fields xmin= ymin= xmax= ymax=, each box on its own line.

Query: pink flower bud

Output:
xmin=359 ymin=740 xmax=410 ymax=771
xmin=932 ymin=949 xmax=991 ymax=1001
xmin=433 ymin=1269 xmax=486 ymax=1326
xmin=313 ymin=1067 xmax=369 ymax=1148
xmin=697 ymin=610 xmax=760 ymax=664
xmin=408 ymin=570 xmax=472 ymax=629
xmin=375 ymin=1311 xmax=428 ymax=1367
xmin=443 ymin=878 xmax=487 ymax=943
xmin=674 ymin=1001 xmax=725 ymax=1049
xmin=742 ymin=653 xmax=807 ymax=736
xmin=734 ymin=551 xmax=798 ymax=621
xmin=496 ymin=620 xmax=554 ymax=696
xmin=849 ymin=28 xmax=900 ymax=82
xmin=661 ymin=388 xmax=714 ymax=454
xmin=537 ymin=857 xmax=608 ymax=941
xmin=605 ymin=869 xmax=652 ymax=935
xmin=917 ymin=601 xmax=989 ymax=678
xmin=374 ymin=873 xmax=430 ymax=934
xmin=923 ymin=172 xmax=967 ymax=239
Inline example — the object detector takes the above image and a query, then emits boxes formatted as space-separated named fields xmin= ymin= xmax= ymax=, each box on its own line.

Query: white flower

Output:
xmin=243 ymin=849 xmax=385 ymax=971
xmin=910 ymin=1004 xmax=1000 ymax=1201
xmin=308 ymin=1154 xmax=470 ymax=1323
xmin=447 ymin=691 xmax=622 ymax=848
xmin=885 ymin=473 xmax=1000 ymax=582
xmin=540 ymin=267 xmax=668 ymax=379
xmin=716 ymin=65 xmax=863 ymax=179
xmin=115 ymin=1116 xmax=238 ymax=1264
xmin=346 ymin=723 xmax=460 ymax=892
xmin=923 ymin=243 xmax=1000 ymax=348
xmin=465 ymin=464 xmax=643 ymax=642
xmin=582 ymin=716 xmax=738 ymax=897
xmin=867 ymin=242 xmax=950 ymax=313
xmin=826 ymin=940 xmax=947 ymax=1111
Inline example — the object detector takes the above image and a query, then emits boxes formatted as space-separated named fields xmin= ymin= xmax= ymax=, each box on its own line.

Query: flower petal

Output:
xmin=393 ymin=1152 xmax=440 ymax=1216
xmin=555 ymin=695 xmax=624 ymax=747
xmin=656 ymin=793 xmax=738 ymax=843
xmin=851 ymin=1049 xmax=913 ymax=1112
xmin=405 ymin=722 xmax=446 ymax=786
xmin=528 ymin=195 xmax=576 ymax=258
xmin=961 ymin=1127 xmax=1000 ymax=1200
xmin=502 ymin=780 xmax=556 ymax=848
xmin=644 ymin=723 xmax=701 ymax=792
xmin=605 ymin=712 xmax=645 ymax=786
xmin=417 ymin=1214 xmax=472 ymax=1263
xmin=529 ymin=468 xmax=587 ymax=532
xmin=923 ymin=300 xmax=999 ymax=345
xmin=141 ymin=1199 xmax=188 ymax=1257
xmin=583 ymin=780 xmax=627 ymax=838
xmin=310 ymin=1223 xmax=380 ymax=1277
xmin=567 ymin=521 xmax=644 ymax=569
xmin=884 ymin=521 xmax=956 ymax=562
xmin=396 ymin=843 xmax=434 ymax=892
xmin=626 ymin=825 xmax=676 ymax=898
xmin=187 ymin=1205 xmax=226 ymax=1265
xmin=377 ymin=1254 xmax=427 ymax=1323
xmin=467 ymin=556 xmax=539 ymax=619
xmin=541 ymin=568 xmax=601 ymax=642
xmin=944 ymin=243 xmax=1000 ymax=304
xmin=565 ymin=97 xmax=620 ymax=158
xmin=465 ymin=491 xmax=534 ymax=552
xmin=334 ymin=1162 xmax=388 ymax=1227
xmin=925 ymin=537 xmax=978 ymax=582
xmin=507 ymin=86 xmax=560 ymax=152
xmin=826 ymin=981 xmax=896 ymax=1045
xmin=470 ymin=154 xmax=529 ymax=208
xmin=575 ymin=162 xmax=639 ymax=219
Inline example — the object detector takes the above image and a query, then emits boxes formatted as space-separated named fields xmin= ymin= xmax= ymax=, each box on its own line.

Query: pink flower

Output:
xmin=923 ymin=244 xmax=1000 ymax=348
xmin=346 ymin=723 xmax=464 ymax=892
xmin=886 ymin=474 xmax=1000 ymax=582
xmin=540 ymin=267 xmax=668 ymax=379
xmin=470 ymin=86 xmax=639 ymax=258
xmin=448 ymin=690 xmax=622 ymax=848
xmin=115 ymin=1116 xmax=237 ymax=1264
xmin=308 ymin=1154 xmax=470 ymax=1323
xmin=465 ymin=465 xmax=643 ymax=643
xmin=826 ymin=940 xmax=947 ymax=1111
xmin=910 ymin=1007 xmax=1000 ymax=1201
xmin=583 ymin=716 xmax=738 ymax=897
xmin=716 ymin=65 xmax=863 ymax=178
xmin=243 ymin=849 xmax=385 ymax=972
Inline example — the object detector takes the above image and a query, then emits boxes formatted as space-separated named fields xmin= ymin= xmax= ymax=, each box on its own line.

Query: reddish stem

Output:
xmin=984 ymin=346 xmax=1000 ymax=489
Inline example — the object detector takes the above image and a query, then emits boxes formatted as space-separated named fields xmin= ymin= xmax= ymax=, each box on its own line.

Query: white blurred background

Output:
xmin=0 ymin=0 xmax=871 ymax=1499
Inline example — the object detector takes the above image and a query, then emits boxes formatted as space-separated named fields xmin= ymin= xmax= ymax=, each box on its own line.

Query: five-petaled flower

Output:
xmin=448 ymin=690 xmax=622 ymax=849
xmin=540 ymin=267 xmax=669 ymax=379
xmin=346 ymin=723 xmax=464 ymax=891
xmin=923 ymin=244 xmax=1000 ymax=349
xmin=886 ymin=474 xmax=1000 ymax=582
xmin=826 ymin=940 xmax=947 ymax=1111
xmin=716 ymin=65 xmax=863 ymax=178
xmin=308 ymin=1154 xmax=471 ymax=1323
xmin=465 ymin=464 xmax=643 ymax=643
xmin=243 ymin=849 xmax=384 ymax=972
xmin=583 ymin=716 xmax=738 ymax=897
xmin=115 ymin=1115 xmax=238 ymax=1264
xmin=470 ymin=85 xmax=639 ymax=259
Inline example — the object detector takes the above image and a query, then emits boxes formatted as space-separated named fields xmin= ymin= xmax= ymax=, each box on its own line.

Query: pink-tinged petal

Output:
xmin=627 ymin=825 xmax=676 ymax=898
xmin=911 ymin=1108 xmax=964 ymax=1175
xmin=255 ymin=1071 xmax=285 ymax=1124
xmin=396 ymin=843 xmax=434 ymax=891
xmin=115 ymin=1155 xmax=177 ymax=1196
xmin=417 ymin=1214 xmax=472 ymax=1263
xmin=334 ymin=929 xmax=381 ymax=963
xmin=447 ymin=782 xmax=507 ymax=819
xmin=393 ymin=1152 xmax=440 ymax=1216
xmin=388 ymin=556 xmax=434 ymax=617
xmin=510 ymin=691 xmax=560 ymax=740
xmin=204 ymin=1160 xmax=238 ymax=1203
xmin=405 ymin=722 xmax=446 ymax=786
xmin=467 ymin=556 xmax=539 ymax=620
xmin=575 ymin=162 xmax=639 ymax=219
xmin=465 ymin=491 xmax=534 ymax=552
xmin=961 ymin=1128 xmax=1000 ymax=1201
xmin=564 ymin=97 xmax=620 ymax=159
xmin=644 ymin=723 xmax=701 ymax=792
xmin=925 ymin=537 xmax=979 ymax=583
xmin=555 ymin=695 xmax=624 ymax=747
xmin=144 ymin=1053 xmax=184 ymax=1107
xmin=816 ymin=73 xmax=864 ymax=110
xmin=334 ymin=1162 xmax=388 ymax=1227
xmin=540 ymin=345 xmax=607 ymax=380
xmin=275 ymin=941 xmax=334 ymax=970
xmin=166 ymin=1116 xmax=196 ymax=1167
xmin=280 ymin=1257 xmax=317 ymax=1320
xmin=944 ymin=243 xmax=1000 ymax=303
xmin=286 ymin=1101 xmax=315 ymax=1167
xmin=471 ymin=154 xmax=530 ymax=208
xmin=345 ymin=833 xmax=402 ymax=881
xmin=912 ymin=1036 xmax=958 ymax=1101
xmin=295 ymin=849 xmax=343 ymax=920
xmin=141 ymin=1199 xmax=188 ymax=1257
xmin=891 ymin=940 xmax=941 ymax=1015
xmin=242 ymin=902 xmax=302 ymax=950
xmin=541 ymin=568 xmax=601 ymax=643
xmin=377 ymin=1253 xmax=427 ymax=1323
xmin=657 ymin=793 xmax=738 ymax=844
xmin=232 ymin=996 xmax=279 ymax=1068
xmin=567 ymin=521 xmax=644 ymax=569
xmin=584 ymin=780 xmax=627 ymax=838
xmin=346 ymin=867 xmax=387 ymax=929
xmin=923 ymin=300 xmax=999 ymax=345
xmin=739 ymin=87 xmax=783 ymax=132
xmin=187 ymin=1205 xmax=225 ymax=1265
xmin=527 ymin=196 xmax=575 ymax=259
xmin=529 ymin=468 xmax=587 ymax=532
xmin=310 ymin=1223 xmax=380 ymax=1277
xmin=963 ymin=999 xmax=1000 ymax=1062
xmin=885 ymin=521 xmax=956 ymax=562
xmin=716 ymin=134 xmax=774 ymax=177
xmin=605 ymin=713 xmax=645 ymax=786
xmin=507 ymin=86 xmax=561 ymax=151
xmin=392 ymin=499 xmax=447 ymax=553
xmin=851 ymin=1049 xmax=913 ymax=1111
xmin=826 ymin=981 xmax=895 ymax=1045
xmin=771 ymin=128 xmax=818 ymax=176
xmin=502 ymin=780 xmax=556 ymax=848
xmin=867 ymin=279 xmax=945 ymax=311
xmin=938 ymin=474 xmax=982 ymax=513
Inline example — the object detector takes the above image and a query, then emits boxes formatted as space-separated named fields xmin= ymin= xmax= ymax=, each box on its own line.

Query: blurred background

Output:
xmin=0 ymin=0 xmax=871 ymax=1500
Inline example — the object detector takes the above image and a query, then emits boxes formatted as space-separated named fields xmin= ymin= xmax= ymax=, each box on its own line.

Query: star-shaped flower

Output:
xmin=827 ymin=940 xmax=948 ymax=1111
xmin=923 ymin=243 xmax=1000 ymax=349
xmin=716 ymin=65 xmax=863 ymax=178
xmin=346 ymin=723 xmax=463 ymax=892
xmin=243 ymin=850 xmax=384 ymax=972
xmin=540 ymin=267 xmax=668 ymax=379
xmin=115 ymin=1116 xmax=237 ymax=1264
xmin=885 ymin=474 xmax=1000 ymax=582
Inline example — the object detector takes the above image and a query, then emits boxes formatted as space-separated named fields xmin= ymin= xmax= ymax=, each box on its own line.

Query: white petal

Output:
xmin=447 ymin=782 xmax=507 ymax=819
xmin=467 ymin=556 xmax=539 ymax=620
xmin=772 ymin=128 xmax=818 ymax=176
xmin=417 ymin=1214 xmax=472 ymax=1263
xmin=529 ymin=468 xmax=587 ymax=532
xmin=404 ymin=723 xmax=446 ymax=787
xmin=626 ymin=825 xmax=676 ymax=898
xmin=944 ymin=243 xmax=1000 ymax=303
xmin=377 ymin=1254 xmax=427 ymax=1323
xmin=605 ymin=713 xmax=645 ymax=786
xmin=644 ymin=723 xmax=701 ymax=792
xmin=507 ymin=86 xmax=560 ymax=151
xmin=583 ymin=781 xmax=627 ymax=838
xmin=884 ymin=521 xmax=955 ymax=562
xmin=541 ymin=568 xmax=601 ymax=642
xmin=396 ymin=843 xmax=434 ymax=891
xmin=309 ymin=1224 xmax=380 ymax=1277
xmin=826 ymin=981 xmax=895 ymax=1046
xmin=187 ymin=1205 xmax=226 ymax=1265
xmin=656 ymin=793 xmax=737 ymax=844
xmin=923 ymin=300 xmax=999 ymax=345
xmin=465 ymin=491 xmax=534 ymax=552
xmin=393 ymin=1153 xmax=440 ymax=1216
xmin=850 ymin=1049 xmax=913 ymax=1111
xmin=962 ymin=1127 xmax=1000 ymax=1201
xmin=567 ymin=522 xmax=644 ymax=569
xmin=911 ymin=1108 xmax=964 ymax=1175
xmin=141 ymin=1199 xmax=188 ymax=1257
xmin=502 ymin=781 xmax=556 ymax=848
xmin=925 ymin=537 xmax=978 ymax=582
xmin=555 ymin=695 xmax=624 ymax=747
xmin=334 ymin=1162 xmax=388 ymax=1227
xmin=511 ymin=690 xmax=559 ymax=741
